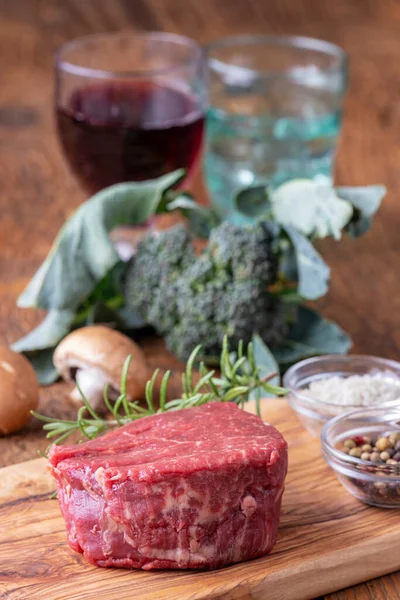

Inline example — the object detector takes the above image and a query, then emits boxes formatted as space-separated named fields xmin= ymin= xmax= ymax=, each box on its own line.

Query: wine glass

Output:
xmin=55 ymin=32 xmax=207 ymax=195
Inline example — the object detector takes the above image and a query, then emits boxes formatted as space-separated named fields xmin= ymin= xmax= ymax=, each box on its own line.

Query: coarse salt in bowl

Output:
xmin=282 ymin=355 xmax=400 ymax=437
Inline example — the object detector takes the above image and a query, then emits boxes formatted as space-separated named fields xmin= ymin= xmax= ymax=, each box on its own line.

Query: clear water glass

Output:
xmin=205 ymin=35 xmax=348 ymax=218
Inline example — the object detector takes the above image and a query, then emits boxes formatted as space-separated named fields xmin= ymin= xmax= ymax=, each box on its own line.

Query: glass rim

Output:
xmin=55 ymin=31 xmax=205 ymax=79
xmin=207 ymin=33 xmax=347 ymax=75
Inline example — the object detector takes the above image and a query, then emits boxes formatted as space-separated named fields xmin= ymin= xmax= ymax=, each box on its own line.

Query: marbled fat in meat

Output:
xmin=48 ymin=403 xmax=288 ymax=570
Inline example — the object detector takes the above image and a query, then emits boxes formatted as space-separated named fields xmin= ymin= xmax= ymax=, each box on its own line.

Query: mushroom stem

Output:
xmin=71 ymin=369 xmax=110 ymax=411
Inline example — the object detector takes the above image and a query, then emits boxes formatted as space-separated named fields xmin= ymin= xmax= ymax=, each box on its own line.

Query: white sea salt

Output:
xmin=305 ymin=372 xmax=400 ymax=407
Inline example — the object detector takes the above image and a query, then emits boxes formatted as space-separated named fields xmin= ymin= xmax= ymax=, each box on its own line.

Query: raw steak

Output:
xmin=48 ymin=402 xmax=288 ymax=570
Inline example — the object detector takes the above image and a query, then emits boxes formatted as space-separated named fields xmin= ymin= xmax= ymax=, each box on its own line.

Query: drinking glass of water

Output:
xmin=205 ymin=35 xmax=348 ymax=218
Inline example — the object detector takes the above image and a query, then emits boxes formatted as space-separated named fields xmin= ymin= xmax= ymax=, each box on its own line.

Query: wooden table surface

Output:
xmin=0 ymin=1 xmax=399 ymax=598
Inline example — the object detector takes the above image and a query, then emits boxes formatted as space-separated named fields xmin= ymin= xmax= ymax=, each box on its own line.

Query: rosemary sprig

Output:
xmin=33 ymin=336 xmax=287 ymax=453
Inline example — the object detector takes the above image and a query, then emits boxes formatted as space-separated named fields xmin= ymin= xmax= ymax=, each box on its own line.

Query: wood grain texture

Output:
xmin=1 ymin=400 xmax=400 ymax=600
xmin=0 ymin=0 xmax=400 ymax=597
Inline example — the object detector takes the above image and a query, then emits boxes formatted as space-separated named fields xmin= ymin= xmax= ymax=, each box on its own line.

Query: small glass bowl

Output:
xmin=283 ymin=355 xmax=400 ymax=437
xmin=321 ymin=406 xmax=400 ymax=508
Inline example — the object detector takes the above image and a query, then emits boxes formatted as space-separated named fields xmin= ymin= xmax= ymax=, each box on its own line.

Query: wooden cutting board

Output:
xmin=1 ymin=400 xmax=400 ymax=600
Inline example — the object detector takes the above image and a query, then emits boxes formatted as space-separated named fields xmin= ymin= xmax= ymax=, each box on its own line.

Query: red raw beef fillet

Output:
xmin=48 ymin=402 xmax=288 ymax=570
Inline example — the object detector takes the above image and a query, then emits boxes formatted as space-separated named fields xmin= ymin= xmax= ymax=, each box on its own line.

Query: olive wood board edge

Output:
xmin=0 ymin=400 xmax=399 ymax=600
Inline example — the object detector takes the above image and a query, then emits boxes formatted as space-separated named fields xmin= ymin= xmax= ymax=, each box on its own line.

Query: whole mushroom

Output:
xmin=53 ymin=326 xmax=149 ymax=411
xmin=0 ymin=346 xmax=39 ymax=435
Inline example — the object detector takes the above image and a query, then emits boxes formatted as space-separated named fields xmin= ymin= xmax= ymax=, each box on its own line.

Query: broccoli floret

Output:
xmin=208 ymin=221 xmax=278 ymax=282
xmin=126 ymin=220 xmax=287 ymax=360
xmin=168 ymin=222 xmax=284 ymax=358
xmin=125 ymin=224 xmax=195 ymax=333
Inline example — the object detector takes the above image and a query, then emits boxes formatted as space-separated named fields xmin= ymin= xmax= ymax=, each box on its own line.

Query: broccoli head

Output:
xmin=125 ymin=224 xmax=195 ymax=334
xmin=126 ymin=220 xmax=288 ymax=360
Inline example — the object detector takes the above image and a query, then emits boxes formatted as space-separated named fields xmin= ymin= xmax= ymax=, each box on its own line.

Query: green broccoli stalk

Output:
xmin=125 ymin=221 xmax=291 ymax=360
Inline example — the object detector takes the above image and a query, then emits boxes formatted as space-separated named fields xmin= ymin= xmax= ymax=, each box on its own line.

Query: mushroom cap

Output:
xmin=0 ymin=346 xmax=39 ymax=435
xmin=53 ymin=326 xmax=148 ymax=401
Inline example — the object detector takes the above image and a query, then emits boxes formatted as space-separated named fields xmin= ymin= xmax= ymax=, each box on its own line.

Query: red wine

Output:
xmin=56 ymin=81 xmax=205 ymax=193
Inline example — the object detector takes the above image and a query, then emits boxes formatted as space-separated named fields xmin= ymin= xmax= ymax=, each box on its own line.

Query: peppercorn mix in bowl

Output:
xmin=283 ymin=355 xmax=400 ymax=437
xmin=321 ymin=405 xmax=400 ymax=508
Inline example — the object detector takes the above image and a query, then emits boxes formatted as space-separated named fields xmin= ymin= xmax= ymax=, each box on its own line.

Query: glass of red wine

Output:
xmin=55 ymin=32 xmax=207 ymax=195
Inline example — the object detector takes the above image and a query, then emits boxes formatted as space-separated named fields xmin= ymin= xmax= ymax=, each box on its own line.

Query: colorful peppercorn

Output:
xmin=376 ymin=437 xmax=392 ymax=452
xmin=340 ymin=432 xmax=400 ymax=507
xmin=344 ymin=439 xmax=356 ymax=449
xmin=349 ymin=447 xmax=362 ymax=458
xmin=341 ymin=432 xmax=400 ymax=466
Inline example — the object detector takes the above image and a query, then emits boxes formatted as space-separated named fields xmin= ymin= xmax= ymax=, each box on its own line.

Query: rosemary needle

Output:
xmin=33 ymin=336 xmax=287 ymax=453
